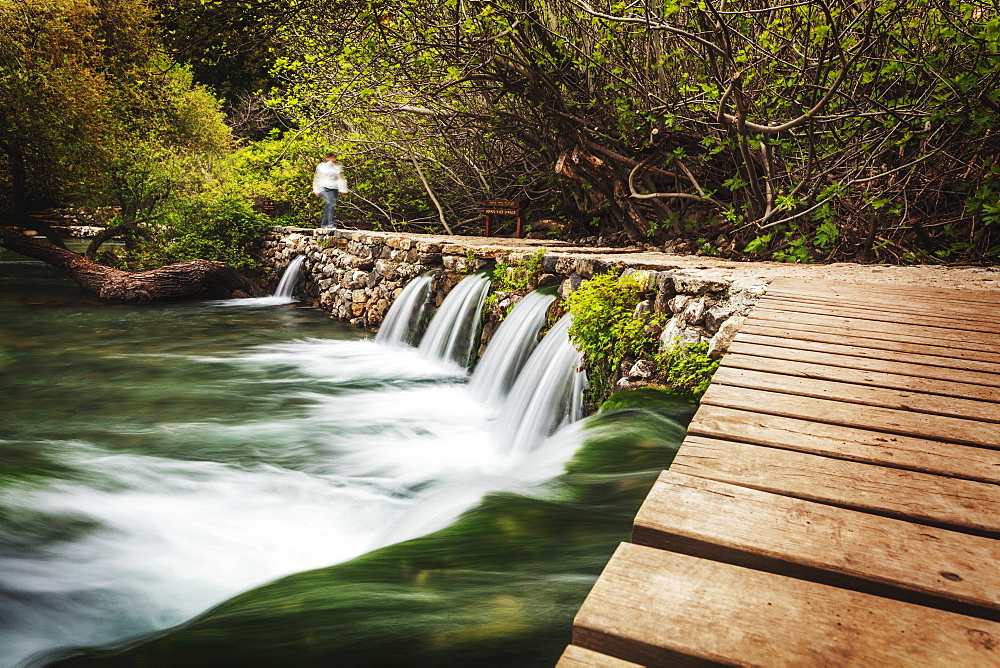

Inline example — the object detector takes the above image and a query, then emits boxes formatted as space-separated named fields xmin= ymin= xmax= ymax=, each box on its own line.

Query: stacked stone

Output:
xmin=260 ymin=228 xmax=766 ymax=362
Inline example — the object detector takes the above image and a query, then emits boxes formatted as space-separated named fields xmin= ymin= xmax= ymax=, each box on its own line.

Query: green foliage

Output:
xmin=118 ymin=186 xmax=271 ymax=271
xmin=229 ymin=130 xmax=328 ymax=226
xmin=565 ymin=269 xmax=664 ymax=405
xmin=484 ymin=248 xmax=546 ymax=314
xmin=655 ymin=341 xmax=720 ymax=397
xmin=255 ymin=0 xmax=1000 ymax=260
xmin=0 ymin=0 xmax=232 ymax=219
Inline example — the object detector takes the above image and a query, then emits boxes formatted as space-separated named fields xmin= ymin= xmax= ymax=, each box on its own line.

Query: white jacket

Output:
xmin=313 ymin=161 xmax=349 ymax=194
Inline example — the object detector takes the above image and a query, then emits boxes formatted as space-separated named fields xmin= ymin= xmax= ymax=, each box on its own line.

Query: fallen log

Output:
xmin=1 ymin=225 xmax=266 ymax=302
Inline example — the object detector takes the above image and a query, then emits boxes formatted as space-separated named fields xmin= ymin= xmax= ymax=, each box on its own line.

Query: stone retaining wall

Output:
xmin=260 ymin=228 xmax=767 ymax=361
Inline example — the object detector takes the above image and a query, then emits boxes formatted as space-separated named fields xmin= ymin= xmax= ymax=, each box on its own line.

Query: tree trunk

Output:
xmin=1 ymin=226 xmax=266 ymax=302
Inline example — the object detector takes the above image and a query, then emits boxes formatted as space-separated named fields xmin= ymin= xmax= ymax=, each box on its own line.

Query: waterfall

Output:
xmin=468 ymin=289 xmax=557 ymax=406
xmin=274 ymin=256 xmax=306 ymax=299
xmin=417 ymin=273 xmax=492 ymax=368
xmin=375 ymin=272 xmax=435 ymax=346
xmin=210 ymin=255 xmax=306 ymax=307
xmin=492 ymin=314 xmax=587 ymax=457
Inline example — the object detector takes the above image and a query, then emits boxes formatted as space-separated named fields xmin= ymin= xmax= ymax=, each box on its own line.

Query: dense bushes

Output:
xmin=253 ymin=0 xmax=1000 ymax=263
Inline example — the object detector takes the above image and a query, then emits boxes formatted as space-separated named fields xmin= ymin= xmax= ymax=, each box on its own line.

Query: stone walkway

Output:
xmin=274 ymin=227 xmax=1000 ymax=294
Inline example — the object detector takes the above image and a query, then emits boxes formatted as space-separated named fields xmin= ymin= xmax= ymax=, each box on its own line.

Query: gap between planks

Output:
xmin=701 ymin=384 xmax=1000 ymax=449
xmin=571 ymin=542 xmax=1000 ymax=667
xmin=634 ymin=471 xmax=1000 ymax=619
xmin=749 ymin=307 xmax=1000 ymax=348
xmin=711 ymin=366 xmax=1000 ymax=425
xmin=731 ymin=334 xmax=1000 ymax=382
xmin=689 ymin=404 xmax=1000 ymax=485
xmin=721 ymin=350 xmax=1000 ymax=400
xmin=740 ymin=321 xmax=1000 ymax=360
xmin=670 ymin=435 xmax=1000 ymax=537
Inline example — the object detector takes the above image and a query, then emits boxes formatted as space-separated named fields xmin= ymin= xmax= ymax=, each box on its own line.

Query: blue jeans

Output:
xmin=320 ymin=188 xmax=339 ymax=229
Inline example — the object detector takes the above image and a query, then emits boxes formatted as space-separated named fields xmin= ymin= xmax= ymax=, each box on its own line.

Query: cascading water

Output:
xmin=491 ymin=314 xmax=587 ymax=457
xmin=374 ymin=271 xmax=435 ymax=346
xmin=1 ymin=248 xmax=616 ymax=668
xmin=467 ymin=288 xmax=557 ymax=406
xmin=273 ymin=255 xmax=305 ymax=299
xmin=210 ymin=255 xmax=305 ymax=307
xmin=417 ymin=272 xmax=491 ymax=368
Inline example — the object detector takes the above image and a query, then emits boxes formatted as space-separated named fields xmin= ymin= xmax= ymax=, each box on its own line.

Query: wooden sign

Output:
xmin=484 ymin=199 xmax=526 ymax=238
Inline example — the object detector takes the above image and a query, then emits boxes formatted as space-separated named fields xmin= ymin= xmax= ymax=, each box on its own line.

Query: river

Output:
xmin=0 ymin=247 xmax=691 ymax=667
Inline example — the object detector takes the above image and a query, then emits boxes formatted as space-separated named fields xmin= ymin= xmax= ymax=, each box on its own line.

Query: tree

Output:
xmin=265 ymin=0 xmax=1000 ymax=262
xmin=0 ymin=0 xmax=265 ymax=300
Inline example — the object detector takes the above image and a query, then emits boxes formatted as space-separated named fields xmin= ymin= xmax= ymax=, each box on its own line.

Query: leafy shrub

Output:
xmin=483 ymin=248 xmax=546 ymax=315
xmin=121 ymin=187 xmax=270 ymax=271
xmin=656 ymin=341 xmax=719 ymax=396
xmin=564 ymin=269 xmax=665 ymax=405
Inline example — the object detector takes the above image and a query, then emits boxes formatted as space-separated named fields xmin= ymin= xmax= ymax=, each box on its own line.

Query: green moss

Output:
xmin=655 ymin=340 xmax=720 ymax=396
xmin=483 ymin=248 xmax=547 ymax=316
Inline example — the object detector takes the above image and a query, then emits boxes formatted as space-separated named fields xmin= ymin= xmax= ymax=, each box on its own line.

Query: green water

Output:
xmin=0 ymin=249 xmax=692 ymax=667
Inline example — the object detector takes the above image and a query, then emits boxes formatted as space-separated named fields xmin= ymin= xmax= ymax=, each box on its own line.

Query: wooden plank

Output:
xmin=765 ymin=290 xmax=999 ymax=322
xmin=730 ymin=337 xmax=1000 ymax=386
xmin=768 ymin=277 xmax=1000 ymax=305
xmin=721 ymin=351 xmax=1000 ymax=402
xmin=742 ymin=319 xmax=1000 ymax=357
xmin=767 ymin=278 xmax=1000 ymax=305
xmin=671 ymin=436 xmax=1000 ymax=535
xmin=711 ymin=366 xmax=1000 ymax=424
xmin=763 ymin=287 xmax=1000 ymax=317
xmin=688 ymin=404 xmax=1000 ymax=484
xmin=737 ymin=329 xmax=1000 ymax=371
xmin=573 ymin=543 xmax=1000 ymax=667
xmin=633 ymin=472 xmax=1000 ymax=616
xmin=749 ymin=307 xmax=1000 ymax=349
xmin=700 ymin=384 xmax=1000 ymax=448
xmin=557 ymin=646 xmax=645 ymax=668
xmin=760 ymin=298 xmax=1000 ymax=334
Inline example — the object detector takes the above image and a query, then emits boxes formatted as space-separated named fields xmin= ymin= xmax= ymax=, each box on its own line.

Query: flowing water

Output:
xmin=468 ymin=289 xmax=557 ymax=407
xmin=374 ymin=271 xmax=435 ymax=347
xmin=417 ymin=273 xmax=491 ymax=369
xmin=0 ymin=249 xmax=692 ymax=667
xmin=209 ymin=255 xmax=305 ymax=308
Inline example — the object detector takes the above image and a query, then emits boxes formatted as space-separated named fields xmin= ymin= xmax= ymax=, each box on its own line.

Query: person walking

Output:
xmin=312 ymin=152 xmax=348 ymax=229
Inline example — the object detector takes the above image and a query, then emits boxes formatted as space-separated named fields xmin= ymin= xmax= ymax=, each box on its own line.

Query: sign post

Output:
xmin=484 ymin=199 xmax=525 ymax=238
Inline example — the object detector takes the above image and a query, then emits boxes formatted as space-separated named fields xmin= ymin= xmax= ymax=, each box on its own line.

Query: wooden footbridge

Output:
xmin=559 ymin=278 xmax=1000 ymax=667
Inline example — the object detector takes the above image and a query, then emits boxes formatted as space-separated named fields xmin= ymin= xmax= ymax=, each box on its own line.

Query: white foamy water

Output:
xmin=375 ymin=272 xmax=435 ymax=346
xmin=0 ymin=338 xmax=582 ymax=667
xmin=207 ymin=255 xmax=307 ymax=307
xmin=418 ymin=273 xmax=492 ymax=368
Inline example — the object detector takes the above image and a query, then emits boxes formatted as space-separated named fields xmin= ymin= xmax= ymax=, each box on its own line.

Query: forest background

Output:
xmin=2 ymin=0 xmax=1000 ymax=272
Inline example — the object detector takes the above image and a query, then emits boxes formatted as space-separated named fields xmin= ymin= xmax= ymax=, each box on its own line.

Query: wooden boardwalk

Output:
xmin=559 ymin=278 xmax=1000 ymax=667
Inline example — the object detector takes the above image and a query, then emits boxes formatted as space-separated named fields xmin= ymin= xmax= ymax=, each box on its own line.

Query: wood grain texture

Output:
xmin=721 ymin=350 xmax=1000 ymax=401
xmin=761 ymin=296 xmax=1000 ymax=329
xmin=764 ymin=290 xmax=1000 ymax=321
xmin=766 ymin=278 xmax=1000 ymax=305
xmin=748 ymin=307 xmax=1000 ymax=348
xmin=670 ymin=436 xmax=1000 ymax=535
xmin=767 ymin=277 xmax=1000 ymax=305
xmin=688 ymin=404 xmax=1000 ymax=484
xmin=728 ymin=338 xmax=1000 ymax=387
xmin=740 ymin=320 xmax=1000 ymax=357
xmin=711 ymin=366 xmax=1000 ymax=424
xmin=573 ymin=543 xmax=1000 ymax=667
xmin=557 ymin=645 xmax=645 ymax=668
xmin=701 ymin=384 xmax=1000 ymax=448
xmin=633 ymin=472 xmax=1000 ymax=615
